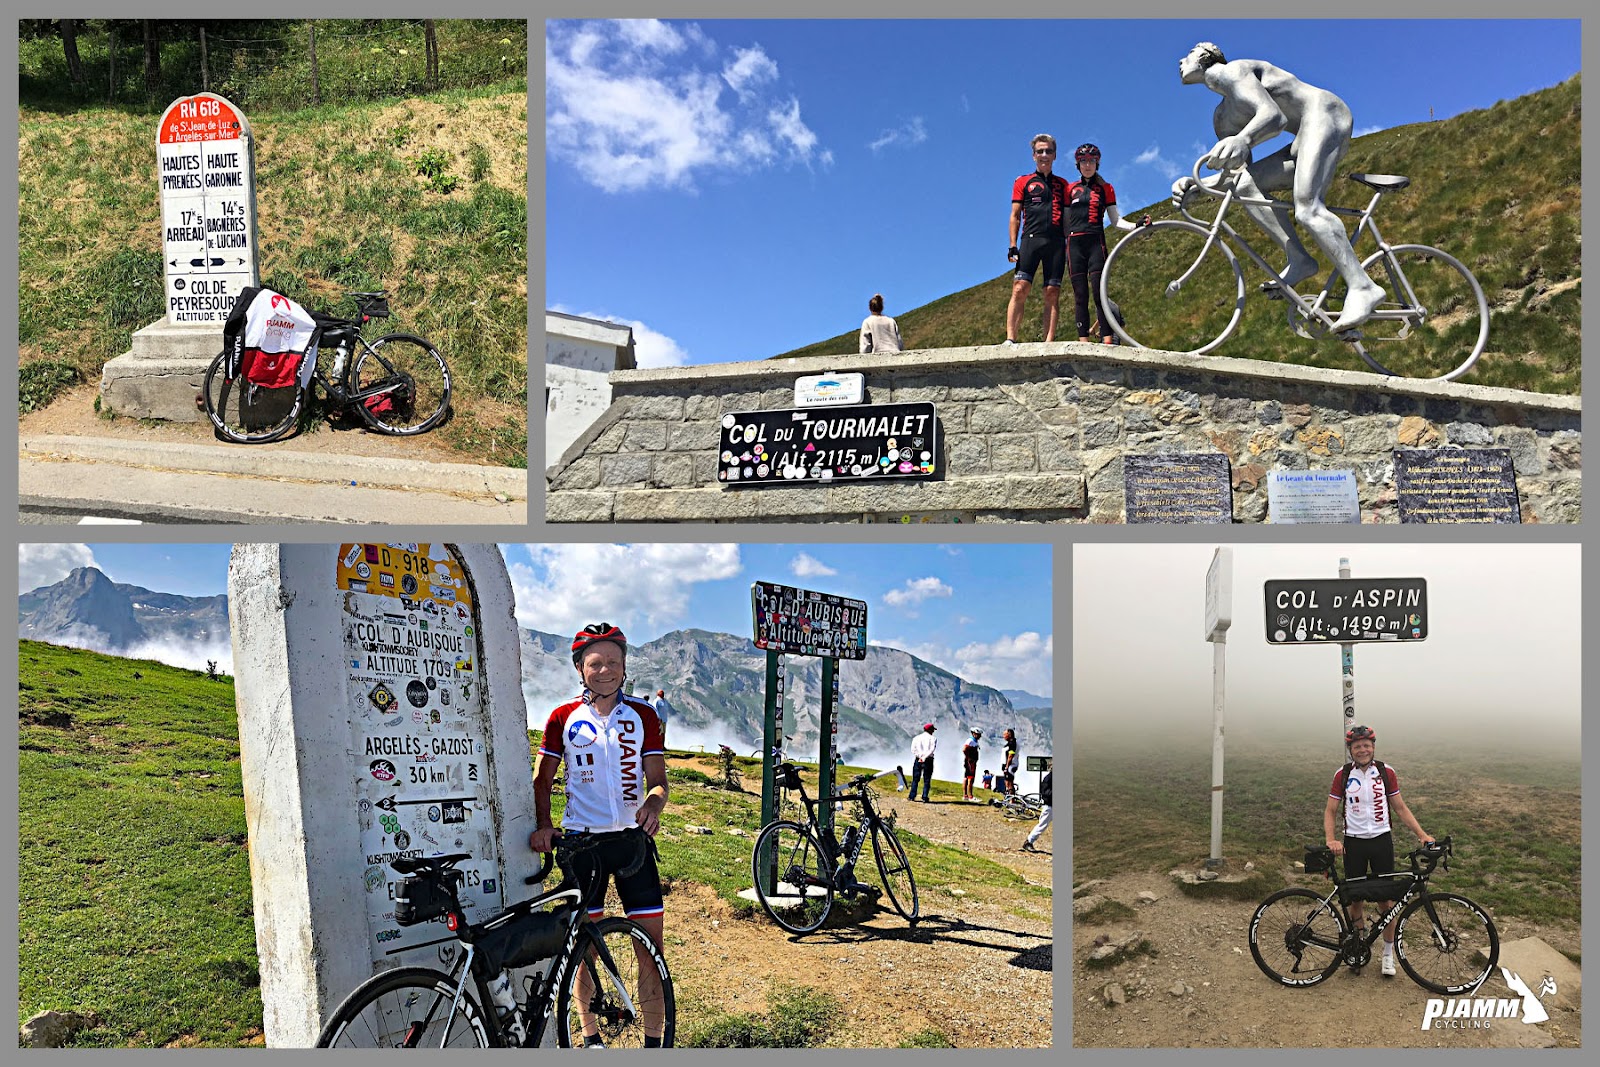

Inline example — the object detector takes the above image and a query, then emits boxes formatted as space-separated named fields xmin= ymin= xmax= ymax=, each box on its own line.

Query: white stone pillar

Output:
xmin=228 ymin=543 xmax=536 ymax=1047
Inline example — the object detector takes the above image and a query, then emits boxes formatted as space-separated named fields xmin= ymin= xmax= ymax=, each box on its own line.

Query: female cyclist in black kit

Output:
xmin=1065 ymin=144 xmax=1147 ymax=343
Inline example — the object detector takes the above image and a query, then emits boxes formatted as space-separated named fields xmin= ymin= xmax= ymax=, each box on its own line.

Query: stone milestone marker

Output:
xmin=1124 ymin=453 xmax=1234 ymax=523
xmin=229 ymin=544 xmax=537 ymax=1047
xmin=101 ymin=92 xmax=261 ymax=421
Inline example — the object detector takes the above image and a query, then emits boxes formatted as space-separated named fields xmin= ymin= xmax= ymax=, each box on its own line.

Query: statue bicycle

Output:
xmin=1100 ymin=155 xmax=1489 ymax=381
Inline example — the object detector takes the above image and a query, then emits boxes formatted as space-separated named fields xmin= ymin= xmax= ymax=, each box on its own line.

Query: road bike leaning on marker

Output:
xmin=316 ymin=828 xmax=673 ymax=1048
xmin=1248 ymin=835 xmax=1498 ymax=994
xmin=203 ymin=290 xmax=451 ymax=443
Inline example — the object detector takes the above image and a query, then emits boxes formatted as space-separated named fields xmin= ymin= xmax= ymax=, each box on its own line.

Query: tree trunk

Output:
xmin=142 ymin=19 xmax=160 ymax=91
xmin=424 ymin=19 xmax=439 ymax=90
xmin=308 ymin=24 xmax=320 ymax=105
xmin=107 ymin=24 xmax=118 ymax=102
xmin=199 ymin=26 xmax=208 ymax=92
xmin=61 ymin=18 xmax=83 ymax=84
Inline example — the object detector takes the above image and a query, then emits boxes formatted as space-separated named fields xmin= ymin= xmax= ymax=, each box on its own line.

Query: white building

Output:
xmin=545 ymin=311 xmax=636 ymax=468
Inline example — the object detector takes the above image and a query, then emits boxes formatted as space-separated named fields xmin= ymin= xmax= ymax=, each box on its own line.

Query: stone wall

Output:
xmin=545 ymin=343 xmax=1581 ymax=523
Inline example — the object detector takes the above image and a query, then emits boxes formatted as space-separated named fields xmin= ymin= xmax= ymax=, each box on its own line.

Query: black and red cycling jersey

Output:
xmin=1012 ymin=171 xmax=1070 ymax=238
xmin=1065 ymin=177 xmax=1117 ymax=233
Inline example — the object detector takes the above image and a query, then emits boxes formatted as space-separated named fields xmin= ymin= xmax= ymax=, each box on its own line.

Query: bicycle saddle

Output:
xmin=392 ymin=852 xmax=470 ymax=874
xmin=1348 ymin=173 xmax=1411 ymax=191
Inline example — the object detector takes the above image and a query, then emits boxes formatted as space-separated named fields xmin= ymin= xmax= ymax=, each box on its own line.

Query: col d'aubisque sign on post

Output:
xmin=157 ymin=92 xmax=260 ymax=326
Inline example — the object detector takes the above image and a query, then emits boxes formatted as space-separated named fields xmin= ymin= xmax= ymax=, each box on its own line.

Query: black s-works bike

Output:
xmin=317 ymin=829 xmax=672 ymax=1048
xmin=1248 ymin=835 xmax=1499 ymax=995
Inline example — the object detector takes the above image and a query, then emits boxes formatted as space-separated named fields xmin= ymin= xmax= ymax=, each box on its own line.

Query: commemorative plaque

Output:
xmin=1267 ymin=469 xmax=1361 ymax=524
xmin=1263 ymin=577 xmax=1428 ymax=644
xmin=751 ymin=580 xmax=868 ymax=659
xmin=1124 ymin=453 xmax=1233 ymax=523
xmin=1393 ymin=448 xmax=1519 ymax=523
xmin=719 ymin=402 xmax=939 ymax=486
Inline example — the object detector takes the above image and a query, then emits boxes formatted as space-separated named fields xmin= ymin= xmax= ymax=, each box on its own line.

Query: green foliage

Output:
xmin=1078 ymin=898 xmax=1137 ymax=923
xmin=19 ymin=360 xmax=81 ymax=414
xmin=774 ymin=76 xmax=1582 ymax=393
xmin=899 ymin=1028 xmax=956 ymax=1048
xmin=414 ymin=147 xmax=458 ymax=193
xmin=667 ymin=767 xmax=715 ymax=786
xmin=680 ymin=983 xmax=842 ymax=1048
xmin=466 ymin=142 xmax=491 ymax=183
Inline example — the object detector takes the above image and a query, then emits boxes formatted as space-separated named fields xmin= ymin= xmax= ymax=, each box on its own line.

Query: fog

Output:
xmin=1074 ymin=544 xmax=1580 ymax=753
xmin=36 ymin=625 xmax=235 ymax=678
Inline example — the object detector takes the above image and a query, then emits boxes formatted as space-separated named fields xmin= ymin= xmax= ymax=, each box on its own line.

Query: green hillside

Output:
xmin=17 ymin=20 xmax=528 ymax=466
xmin=777 ymin=76 xmax=1580 ymax=395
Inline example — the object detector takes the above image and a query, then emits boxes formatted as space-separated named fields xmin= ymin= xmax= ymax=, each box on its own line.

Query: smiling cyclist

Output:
xmin=530 ymin=623 xmax=669 ymax=1045
xmin=1323 ymin=725 xmax=1432 ymax=977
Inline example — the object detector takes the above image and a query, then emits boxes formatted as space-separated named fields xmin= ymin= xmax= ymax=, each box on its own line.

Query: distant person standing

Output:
xmin=981 ymin=769 xmax=994 ymax=791
xmin=1001 ymin=729 xmax=1019 ymax=797
xmin=1005 ymin=133 xmax=1070 ymax=344
xmin=1064 ymin=144 xmax=1145 ymax=343
xmin=908 ymin=722 xmax=937 ymax=802
xmin=859 ymin=293 xmax=903 ymax=353
xmin=1021 ymin=768 xmax=1053 ymax=851
xmin=962 ymin=727 xmax=983 ymax=800
xmin=652 ymin=689 xmax=673 ymax=732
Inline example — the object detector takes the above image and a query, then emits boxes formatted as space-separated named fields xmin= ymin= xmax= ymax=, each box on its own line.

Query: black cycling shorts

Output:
xmin=566 ymin=830 xmax=664 ymax=921
xmin=1015 ymin=236 xmax=1065 ymax=288
xmin=1343 ymin=831 xmax=1394 ymax=880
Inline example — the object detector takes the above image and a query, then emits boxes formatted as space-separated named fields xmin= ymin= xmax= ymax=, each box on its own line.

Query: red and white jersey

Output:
xmin=540 ymin=694 xmax=664 ymax=833
xmin=1330 ymin=760 xmax=1401 ymax=838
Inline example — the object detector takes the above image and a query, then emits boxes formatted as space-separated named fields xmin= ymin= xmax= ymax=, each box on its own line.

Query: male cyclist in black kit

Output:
xmin=1064 ymin=144 xmax=1146 ymax=344
xmin=1005 ymin=134 xmax=1070 ymax=344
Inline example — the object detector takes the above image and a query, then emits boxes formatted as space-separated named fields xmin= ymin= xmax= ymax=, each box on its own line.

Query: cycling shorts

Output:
xmin=1343 ymin=831 xmax=1394 ymax=880
xmin=566 ymin=830 xmax=664 ymax=921
xmin=1014 ymin=236 xmax=1065 ymax=288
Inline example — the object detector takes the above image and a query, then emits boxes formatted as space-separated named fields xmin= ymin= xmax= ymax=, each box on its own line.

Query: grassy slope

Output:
xmin=776 ymin=76 xmax=1580 ymax=394
xmin=1073 ymin=730 xmax=1581 ymax=927
xmin=18 ymin=642 xmax=1044 ymax=1046
xmin=18 ymin=81 xmax=528 ymax=465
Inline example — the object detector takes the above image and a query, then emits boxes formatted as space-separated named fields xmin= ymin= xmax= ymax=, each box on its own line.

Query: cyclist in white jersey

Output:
xmin=530 ymin=623 xmax=669 ymax=1045
xmin=1322 ymin=725 xmax=1432 ymax=977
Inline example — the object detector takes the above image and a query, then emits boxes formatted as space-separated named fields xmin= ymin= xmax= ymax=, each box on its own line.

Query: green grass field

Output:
xmin=17 ymin=21 xmax=527 ymax=466
xmin=1073 ymin=729 xmax=1581 ymax=927
xmin=18 ymin=642 xmax=1044 ymax=1046
xmin=776 ymin=76 xmax=1580 ymax=395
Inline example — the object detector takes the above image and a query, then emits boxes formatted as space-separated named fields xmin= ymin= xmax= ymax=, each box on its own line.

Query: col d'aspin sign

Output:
xmin=718 ymin=402 xmax=940 ymax=486
xmin=156 ymin=92 xmax=260 ymax=325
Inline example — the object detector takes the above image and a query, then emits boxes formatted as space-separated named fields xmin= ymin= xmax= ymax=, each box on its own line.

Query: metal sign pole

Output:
xmin=819 ymin=656 xmax=838 ymax=836
xmin=1339 ymin=557 xmax=1355 ymax=765
xmin=761 ymin=650 xmax=781 ymax=830
xmin=1209 ymin=630 xmax=1226 ymax=864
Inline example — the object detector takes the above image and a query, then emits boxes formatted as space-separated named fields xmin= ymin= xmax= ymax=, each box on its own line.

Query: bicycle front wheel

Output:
xmin=202 ymin=351 xmax=305 ymax=444
xmin=316 ymin=966 xmax=495 ymax=1047
xmin=1248 ymin=888 xmax=1347 ymax=987
xmin=871 ymin=822 xmax=919 ymax=923
xmin=352 ymin=333 xmax=452 ymax=435
xmin=750 ymin=820 xmax=835 ymax=935
xmin=1395 ymin=892 xmax=1499 ymax=995
xmin=1342 ymin=245 xmax=1490 ymax=381
xmin=1001 ymin=795 xmax=1035 ymax=820
xmin=1100 ymin=220 xmax=1246 ymax=354
xmin=558 ymin=917 xmax=675 ymax=1048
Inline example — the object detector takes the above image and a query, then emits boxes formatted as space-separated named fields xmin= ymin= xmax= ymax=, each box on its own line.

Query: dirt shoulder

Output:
xmin=1071 ymin=870 xmax=1580 ymax=1049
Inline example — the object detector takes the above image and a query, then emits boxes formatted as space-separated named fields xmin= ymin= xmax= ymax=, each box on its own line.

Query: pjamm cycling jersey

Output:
xmin=541 ymin=694 xmax=665 ymax=833
xmin=1330 ymin=759 xmax=1400 ymax=837
xmin=1012 ymin=171 xmax=1070 ymax=238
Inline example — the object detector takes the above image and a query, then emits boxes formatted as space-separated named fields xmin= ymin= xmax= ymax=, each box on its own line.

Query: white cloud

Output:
xmin=790 ymin=552 xmax=837 ymax=578
xmin=546 ymin=20 xmax=827 ymax=193
xmin=888 ymin=631 xmax=1054 ymax=700
xmin=867 ymin=116 xmax=927 ymax=153
xmin=883 ymin=576 xmax=953 ymax=608
xmin=509 ymin=543 xmax=742 ymax=636
xmin=1135 ymin=142 xmax=1186 ymax=180
xmin=18 ymin=543 xmax=97 ymax=594
xmin=1353 ymin=124 xmax=1384 ymax=138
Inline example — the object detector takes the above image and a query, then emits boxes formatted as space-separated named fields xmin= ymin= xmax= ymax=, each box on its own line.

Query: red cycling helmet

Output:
xmin=1345 ymin=724 xmax=1376 ymax=745
xmin=1074 ymin=143 xmax=1102 ymax=164
xmin=571 ymin=622 xmax=627 ymax=668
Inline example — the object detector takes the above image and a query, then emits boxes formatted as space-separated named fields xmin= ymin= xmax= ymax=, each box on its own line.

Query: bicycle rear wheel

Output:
xmin=1001 ymin=795 xmax=1036 ymax=820
xmin=871 ymin=822 xmax=919 ymax=923
xmin=1100 ymin=220 xmax=1246 ymax=354
xmin=1341 ymin=245 xmax=1490 ymax=381
xmin=352 ymin=333 xmax=452 ymax=435
xmin=1395 ymin=892 xmax=1499 ymax=995
xmin=1248 ymin=888 xmax=1347 ymax=987
xmin=558 ymin=917 xmax=675 ymax=1048
xmin=750 ymin=820 xmax=835 ymax=935
xmin=316 ymin=966 xmax=495 ymax=1047
xmin=202 ymin=351 xmax=305 ymax=443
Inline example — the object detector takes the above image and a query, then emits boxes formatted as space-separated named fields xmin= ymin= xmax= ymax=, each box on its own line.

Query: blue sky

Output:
xmin=19 ymin=542 xmax=1054 ymax=698
xmin=545 ymin=18 xmax=1581 ymax=366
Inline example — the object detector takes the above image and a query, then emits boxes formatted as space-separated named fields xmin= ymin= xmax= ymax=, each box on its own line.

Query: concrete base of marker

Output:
xmin=98 ymin=319 xmax=223 ymax=422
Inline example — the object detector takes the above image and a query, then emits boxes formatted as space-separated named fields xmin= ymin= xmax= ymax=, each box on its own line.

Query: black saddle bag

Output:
xmin=477 ymin=909 xmax=569 ymax=972
xmin=1339 ymin=875 xmax=1409 ymax=903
